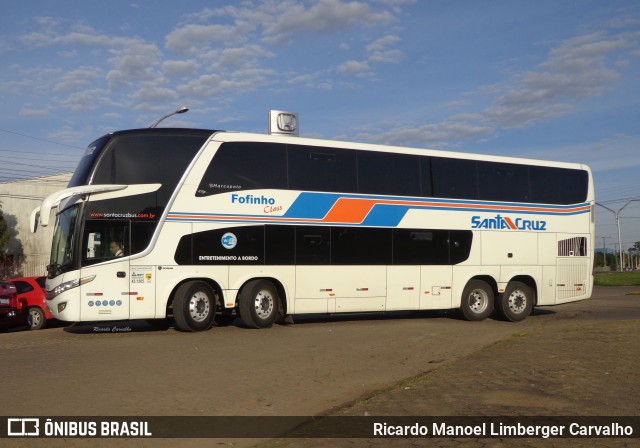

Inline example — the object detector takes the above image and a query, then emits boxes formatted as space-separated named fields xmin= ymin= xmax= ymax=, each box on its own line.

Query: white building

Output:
xmin=0 ymin=173 xmax=72 ymax=277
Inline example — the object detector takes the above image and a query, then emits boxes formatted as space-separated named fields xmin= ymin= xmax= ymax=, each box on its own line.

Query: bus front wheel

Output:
xmin=238 ymin=280 xmax=280 ymax=329
xmin=496 ymin=281 xmax=534 ymax=322
xmin=460 ymin=280 xmax=494 ymax=321
xmin=173 ymin=281 xmax=216 ymax=332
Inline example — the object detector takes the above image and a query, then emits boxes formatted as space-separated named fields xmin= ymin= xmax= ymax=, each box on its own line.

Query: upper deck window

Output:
xmin=196 ymin=142 xmax=287 ymax=196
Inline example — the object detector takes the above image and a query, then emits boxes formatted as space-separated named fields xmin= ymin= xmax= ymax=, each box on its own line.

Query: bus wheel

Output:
xmin=173 ymin=281 xmax=216 ymax=332
xmin=496 ymin=281 xmax=534 ymax=322
xmin=460 ymin=280 xmax=494 ymax=321
xmin=239 ymin=280 xmax=280 ymax=329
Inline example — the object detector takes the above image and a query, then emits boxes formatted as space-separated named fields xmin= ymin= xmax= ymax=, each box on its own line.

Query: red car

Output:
xmin=8 ymin=276 xmax=53 ymax=330
xmin=0 ymin=280 xmax=21 ymax=329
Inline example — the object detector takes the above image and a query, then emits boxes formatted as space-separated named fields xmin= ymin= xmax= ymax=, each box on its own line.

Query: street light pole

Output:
xmin=149 ymin=106 xmax=189 ymax=128
xmin=596 ymin=200 xmax=640 ymax=271
xmin=600 ymin=236 xmax=611 ymax=268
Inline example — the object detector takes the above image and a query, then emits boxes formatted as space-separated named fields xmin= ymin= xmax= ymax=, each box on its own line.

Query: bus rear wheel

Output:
xmin=239 ymin=280 xmax=280 ymax=329
xmin=173 ymin=281 xmax=216 ymax=332
xmin=460 ymin=280 xmax=494 ymax=321
xmin=496 ymin=281 xmax=534 ymax=322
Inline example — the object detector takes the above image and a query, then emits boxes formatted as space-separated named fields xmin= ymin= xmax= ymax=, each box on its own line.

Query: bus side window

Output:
xmin=357 ymin=151 xmax=420 ymax=196
xmin=296 ymin=226 xmax=330 ymax=264
xmin=86 ymin=232 xmax=101 ymax=259
xmin=82 ymin=220 xmax=128 ymax=266
xmin=478 ymin=161 xmax=530 ymax=202
xmin=288 ymin=145 xmax=357 ymax=193
xmin=196 ymin=142 xmax=287 ymax=196
xmin=432 ymin=158 xmax=479 ymax=200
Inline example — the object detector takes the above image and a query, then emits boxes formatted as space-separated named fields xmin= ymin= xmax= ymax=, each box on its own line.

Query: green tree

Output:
xmin=0 ymin=208 xmax=10 ymax=256
xmin=0 ymin=205 xmax=24 ymax=278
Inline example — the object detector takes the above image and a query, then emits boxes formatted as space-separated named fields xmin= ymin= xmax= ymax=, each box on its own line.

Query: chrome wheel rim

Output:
xmin=508 ymin=290 xmax=527 ymax=314
xmin=188 ymin=291 xmax=211 ymax=323
xmin=468 ymin=289 xmax=489 ymax=314
xmin=254 ymin=289 xmax=274 ymax=319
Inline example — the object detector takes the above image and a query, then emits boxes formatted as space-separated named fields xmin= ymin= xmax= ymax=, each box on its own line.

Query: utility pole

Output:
xmin=600 ymin=236 xmax=611 ymax=268
xmin=596 ymin=200 xmax=640 ymax=272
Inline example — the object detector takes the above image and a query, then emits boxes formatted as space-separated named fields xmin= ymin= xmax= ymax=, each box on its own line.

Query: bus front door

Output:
xmin=79 ymin=221 xmax=131 ymax=321
xmin=80 ymin=258 xmax=130 ymax=321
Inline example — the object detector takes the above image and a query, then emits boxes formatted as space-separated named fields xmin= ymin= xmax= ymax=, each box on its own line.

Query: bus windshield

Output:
xmin=49 ymin=205 xmax=79 ymax=277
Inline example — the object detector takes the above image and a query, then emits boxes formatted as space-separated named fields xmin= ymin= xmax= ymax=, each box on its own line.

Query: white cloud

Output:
xmin=366 ymin=34 xmax=400 ymax=52
xmin=366 ymin=35 xmax=404 ymax=64
xmin=20 ymin=23 xmax=136 ymax=49
xmin=519 ymin=134 xmax=640 ymax=176
xmin=3 ymin=67 xmax=63 ymax=95
xmin=262 ymin=0 xmax=394 ymax=44
xmin=368 ymin=48 xmax=404 ymax=64
xmin=162 ymin=59 xmax=200 ymax=77
xmin=356 ymin=28 xmax=639 ymax=146
xmin=177 ymin=74 xmax=223 ymax=97
xmin=59 ymin=89 xmax=107 ymax=112
xmin=207 ymin=45 xmax=275 ymax=71
xmin=338 ymin=59 xmax=370 ymax=74
xmin=130 ymin=83 xmax=179 ymax=103
xmin=165 ymin=24 xmax=247 ymax=54
xmin=106 ymin=42 xmax=162 ymax=89
xmin=54 ymin=67 xmax=102 ymax=93
xmin=48 ymin=124 xmax=90 ymax=145
xmin=361 ymin=119 xmax=494 ymax=148
xmin=19 ymin=106 xmax=52 ymax=117
xmin=482 ymin=31 xmax=638 ymax=129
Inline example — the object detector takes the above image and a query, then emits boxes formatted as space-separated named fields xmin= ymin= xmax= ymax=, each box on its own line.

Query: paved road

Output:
xmin=1 ymin=286 xmax=639 ymax=447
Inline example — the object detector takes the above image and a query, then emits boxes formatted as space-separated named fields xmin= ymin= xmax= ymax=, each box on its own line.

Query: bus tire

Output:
xmin=459 ymin=280 xmax=494 ymax=321
xmin=496 ymin=281 xmax=534 ymax=322
xmin=172 ymin=281 xmax=216 ymax=332
xmin=238 ymin=280 xmax=280 ymax=329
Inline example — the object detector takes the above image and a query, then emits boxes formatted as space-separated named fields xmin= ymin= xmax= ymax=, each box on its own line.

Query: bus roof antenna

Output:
xmin=149 ymin=106 xmax=189 ymax=128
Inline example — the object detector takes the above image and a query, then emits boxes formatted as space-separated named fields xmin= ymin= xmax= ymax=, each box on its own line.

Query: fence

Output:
xmin=1 ymin=254 xmax=49 ymax=279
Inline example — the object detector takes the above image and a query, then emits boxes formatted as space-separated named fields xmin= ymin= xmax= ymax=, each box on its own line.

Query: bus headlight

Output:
xmin=46 ymin=275 xmax=96 ymax=300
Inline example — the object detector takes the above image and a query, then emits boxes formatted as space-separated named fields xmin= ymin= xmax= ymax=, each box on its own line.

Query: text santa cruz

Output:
xmin=471 ymin=214 xmax=547 ymax=231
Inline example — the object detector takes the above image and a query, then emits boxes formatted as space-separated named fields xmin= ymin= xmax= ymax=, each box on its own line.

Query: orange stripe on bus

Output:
xmin=323 ymin=198 xmax=376 ymax=223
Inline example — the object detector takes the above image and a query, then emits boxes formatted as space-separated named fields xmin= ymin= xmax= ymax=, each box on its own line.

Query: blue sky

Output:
xmin=0 ymin=0 xmax=639 ymax=250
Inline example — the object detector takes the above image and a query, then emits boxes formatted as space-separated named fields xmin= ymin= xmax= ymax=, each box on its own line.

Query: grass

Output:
xmin=594 ymin=271 xmax=640 ymax=286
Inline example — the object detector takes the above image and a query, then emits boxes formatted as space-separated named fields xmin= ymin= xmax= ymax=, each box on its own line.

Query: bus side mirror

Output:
xmin=30 ymin=208 xmax=40 ymax=233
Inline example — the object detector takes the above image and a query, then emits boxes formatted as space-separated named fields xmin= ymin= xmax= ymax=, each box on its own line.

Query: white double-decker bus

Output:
xmin=32 ymin=122 xmax=594 ymax=332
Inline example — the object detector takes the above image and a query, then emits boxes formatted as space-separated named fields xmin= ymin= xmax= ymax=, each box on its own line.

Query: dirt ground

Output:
xmin=267 ymin=288 xmax=640 ymax=448
xmin=1 ymin=286 xmax=639 ymax=448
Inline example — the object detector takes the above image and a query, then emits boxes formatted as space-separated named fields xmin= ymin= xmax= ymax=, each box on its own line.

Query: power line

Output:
xmin=0 ymin=127 xmax=84 ymax=150
xmin=0 ymin=153 xmax=80 ymax=163
xmin=0 ymin=158 xmax=72 ymax=172
xmin=0 ymin=194 xmax=47 ymax=201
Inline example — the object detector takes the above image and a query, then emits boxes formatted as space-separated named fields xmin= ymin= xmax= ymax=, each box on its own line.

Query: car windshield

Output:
xmin=49 ymin=205 xmax=79 ymax=276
